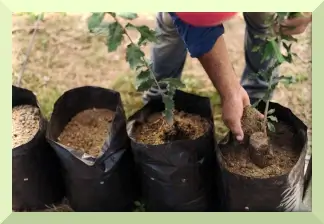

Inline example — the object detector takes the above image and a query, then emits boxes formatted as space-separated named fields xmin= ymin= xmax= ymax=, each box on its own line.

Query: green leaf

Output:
xmin=254 ymin=34 xmax=268 ymax=41
xmin=134 ymin=201 xmax=141 ymax=207
xmin=135 ymin=64 xmax=145 ymax=71
xmin=288 ymin=12 xmax=302 ymax=19
xmin=162 ymin=94 xmax=174 ymax=125
xmin=137 ymin=26 xmax=157 ymax=45
xmin=282 ymin=42 xmax=293 ymax=63
xmin=295 ymin=73 xmax=308 ymax=82
xmin=279 ymin=75 xmax=296 ymax=87
xmin=135 ymin=69 xmax=155 ymax=91
xmin=268 ymin=108 xmax=275 ymax=115
xmin=276 ymin=12 xmax=289 ymax=18
xmin=126 ymin=23 xmax=157 ymax=45
xmin=268 ymin=115 xmax=278 ymax=122
xmin=261 ymin=42 xmax=274 ymax=63
xmin=126 ymin=43 xmax=145 ymax=69
xmin=107 ymin=22 xmax=124 ymax=52
xmin=160 ymin=78 xmax=185 ymax=89
xmin=88 ymin=13 xmax=105 ymax=32
xmin=283 ymin=54 xmax=293 ymax=63
xmin=270 ymin=40 xmax=286 ymax=64
xmin=282 ymin=42 xmax=292 ymax=52
xmin=252 ymin=45 xmax=261 ymax=52
xmin=117 ymin=12 xmax=138 ymax=20
xmin=281 ymin=34 xmax=297 ymax=42
xmin=267 ymin=121 xmax=276 ymax=132
xmin=166 ymin=84 xmax=176 ymax=96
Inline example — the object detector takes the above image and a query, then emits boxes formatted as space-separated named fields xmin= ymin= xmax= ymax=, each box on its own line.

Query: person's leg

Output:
xmin=143 ymin=12 xmax=187 ymax=103
xmin=241 ymin=12 xmax=279 ymax=104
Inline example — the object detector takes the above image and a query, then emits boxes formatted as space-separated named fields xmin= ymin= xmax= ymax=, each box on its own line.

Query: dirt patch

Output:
xmin=222 ymin=122 xmax=299 ymax=178
xmin=134 ymin=110 xmax=209 ymax=145
xmin=12 ymin=105 xmax=41 ymax=148
xmin=249 ymin=131 xmax=271 ymax=168
xmin=241 ymin=106 xmax=265 ymax=136
xmin=57 ymin=108 xmax=115 ymax=157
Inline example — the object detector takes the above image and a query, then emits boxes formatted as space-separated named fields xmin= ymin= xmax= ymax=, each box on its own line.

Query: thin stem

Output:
xmin=111 ymin=15 xmax=164 ymax=97
xmin=16 ymin=14 xmax=43 ymax=87
xmin=257 ymin=13 xmax=298 ymax=136
xmin=110 ymin=13 xmax=174 ymax=125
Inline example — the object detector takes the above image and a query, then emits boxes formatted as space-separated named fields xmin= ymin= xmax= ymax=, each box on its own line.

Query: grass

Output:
xmin=13 ymin=72 xmax=62 ymax=119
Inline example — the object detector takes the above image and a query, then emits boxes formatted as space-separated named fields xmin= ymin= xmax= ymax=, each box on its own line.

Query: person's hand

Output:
xmin=278 ymin=13 xmax=312 ymax=35
xmin=221 ymin=86 xmax=250 ymax=141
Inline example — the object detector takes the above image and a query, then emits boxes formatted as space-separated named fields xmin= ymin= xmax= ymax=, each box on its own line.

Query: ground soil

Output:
xmin=241 ymin=106 xmax=265 ymax=137
xmin=134 ymin=110 xmax=210 ymax=145
xmin=222 ymin=122 xmax=299 ymax=178
xmin=240 ymin=106 xmax=271 ymax=168
xmin=57 ymin=108 xmax=115 ymax=157
xmin=249 ymin=131 xmax=271 ymax=168
xmin=12 ymin=105 xmax=41 ymax=148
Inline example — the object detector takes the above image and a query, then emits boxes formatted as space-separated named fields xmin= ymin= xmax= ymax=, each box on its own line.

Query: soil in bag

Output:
xmin=217 ymin=101 xmax=308 ymax=212
xmin=46 ymin=86 xmax=137 ymax=212
xmin=12 ymin=85 xmax=65 ymax=211
xmin=127 ymin=90 xmax=222 ymax=212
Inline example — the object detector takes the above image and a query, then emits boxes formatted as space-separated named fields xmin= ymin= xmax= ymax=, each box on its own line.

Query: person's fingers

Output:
xmin=242 ymin=94 xmax=250 ymax=107
xmin=233 ymin=124 xmax=244 ymax=141
xmin=257 ymin=111 xmax=265 ymax=119
xmin=224 ymin=115 xmax=244 ymax=141
xmin=281 ymin=17 xmax=305 ymax=27
xmin=273 ymin=24 xmax=280 ymax=34
xmin=280 ymin=25 xmax=306 ymax=35
xmin=279 ymin=16 xmax=311 ymax=35
xmin=240 ymin=87 xmax=250 ymax=106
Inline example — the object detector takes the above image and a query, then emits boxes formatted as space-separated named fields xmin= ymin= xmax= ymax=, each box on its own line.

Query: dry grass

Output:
xmin=12 ymin=12 xmax=312 ymax=212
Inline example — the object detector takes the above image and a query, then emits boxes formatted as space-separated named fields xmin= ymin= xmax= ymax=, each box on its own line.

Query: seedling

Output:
xmin=87 ymin=12 xmax=185 ymax=126
xmin=251 ymin=12 xmax=305 ymax=133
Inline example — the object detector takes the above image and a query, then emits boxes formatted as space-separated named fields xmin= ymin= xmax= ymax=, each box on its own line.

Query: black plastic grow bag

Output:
xmin=46 ymin=86 xmax=138 ymax=212
xmin=12 ymin=85 xmax=65 ymax=211
xmin=127 ymin=90 xmax=222 ymax=212
xmin=217 ymin=101 xmax=308 ymax=212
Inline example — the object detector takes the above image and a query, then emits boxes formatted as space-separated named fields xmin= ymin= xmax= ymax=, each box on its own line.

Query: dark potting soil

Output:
xmin=222 ymin=121 xmax=299 ymax=178
xmin=241 ymin=106 xmax=266 ymax=136
xmin=57 ymin=108 xmax=115 ymax=157
xmin=134 ymin=110 xmax=209 ymax=145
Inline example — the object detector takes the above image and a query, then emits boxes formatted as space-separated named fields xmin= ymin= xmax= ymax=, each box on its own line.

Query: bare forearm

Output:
xmin=198 ymin=35 xmax=240 ymax=100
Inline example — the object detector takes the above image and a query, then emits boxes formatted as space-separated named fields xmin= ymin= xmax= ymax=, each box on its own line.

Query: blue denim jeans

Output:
xmin=143 ymin=12 xmax=279 ymax=104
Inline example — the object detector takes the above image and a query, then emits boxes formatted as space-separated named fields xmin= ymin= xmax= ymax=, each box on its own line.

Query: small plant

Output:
xmin=266 ymin=108 xmax=277 ymax=132
xmin=87 ymin=12 xmax=185 ymax=125
xmin=251 ymin=12 xmax=305 ymax=133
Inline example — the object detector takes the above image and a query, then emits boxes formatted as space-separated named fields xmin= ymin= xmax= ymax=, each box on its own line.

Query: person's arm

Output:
xmin=169 ymin=12 xmax=250 ymax=140
xmin=168 ymin=12 xmax=240 ymax=99
xmin=198 ymin=35 xmax=241 ymax=100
